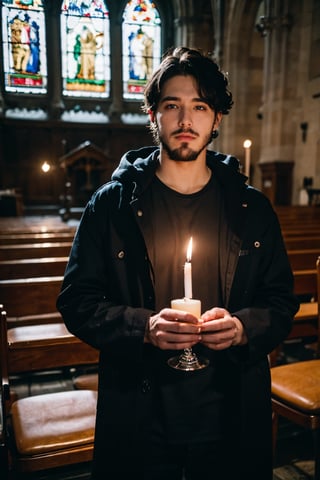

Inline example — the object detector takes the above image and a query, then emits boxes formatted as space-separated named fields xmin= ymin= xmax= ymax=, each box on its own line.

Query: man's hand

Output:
xmin=145 ymin=308 xmax=202 ymax=350
xmin=200 ymin=307 xmax=248 ymax=350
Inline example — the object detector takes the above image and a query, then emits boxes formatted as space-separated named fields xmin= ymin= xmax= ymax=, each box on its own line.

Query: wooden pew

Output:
xmin=0 ymin=242 xmax=73 ymax=260
xmin=284 ymin=236 xmax=320 ymax=250
xmin=287 ymin=264 xmax=319 ymax=348
xmin=0 ymin=256 xmax=68 ymax=279
xmin=282 ymin=227 xmax=320 ymax=238
xmin=0 ymin=222 xmax=76 ymax=235
xmin=0 ymin=231 xmax=75 ymax=245
xmin=0 ymin=276 xmax=64 ymax=327
xmin=275 ymin=205 xmax=320 ymax=223
xmin=287 ymin=249 xmax=320 ymax=270
xmin=270 ymin=259 xmax=319 ymax=367
xmin=293 ymin=269 xmax=317 ymax=301
xmin=275 ymin=206 xmax=320 ymax=241
xmin=0 ymin=309 xmax=97 ymax=476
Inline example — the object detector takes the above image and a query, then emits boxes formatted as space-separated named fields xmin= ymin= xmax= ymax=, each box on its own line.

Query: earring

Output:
xmin=211 ymin=130 xmax=219 ymax=140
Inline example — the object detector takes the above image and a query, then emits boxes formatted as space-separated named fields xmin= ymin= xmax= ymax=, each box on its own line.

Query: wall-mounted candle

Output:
xmin=41 ymin=161 xmax=51 ymax=173
xmin=184 ymin=237 xmax=193 ymax=299
xmin=243 ymin=139 xmax=252 ymax=178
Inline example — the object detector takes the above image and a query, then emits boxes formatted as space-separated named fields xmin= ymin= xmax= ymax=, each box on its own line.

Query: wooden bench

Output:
xmin=0 ymin=309 xmax=97 ymax=476
xmin=283 ymin=228 xmax=320 ymax=238
xmin=286 ymin=263 xmax=319 ymax=349
xmin=0 ymin=222 xmax=76 ymax=235
xmin=0 ymin=276 xmax=64 ymax=327
xmin=287 ymin=249 xmax=320 ymax=270
xmin=284 ymin=236 xmax=320 ymax=250
xmin=0 ymin=232 xmax=75 ymax=245
xmin=0 ymin=257 xmax=68 ymax=280
xmin=0 ymin=242 xmax=73 ymax=260
xmin=275 ymin=205 xmax=320 ymax=222
xmin=293 ymin=269 xmax=317 ymax=301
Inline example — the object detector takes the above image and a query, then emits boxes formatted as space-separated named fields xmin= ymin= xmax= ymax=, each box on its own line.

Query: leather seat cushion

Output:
xmin=271 ymin=359 xmax=320 ymax=412
xmin=7 ymin=323 xmax=73 ymax=344
xmin=11 ymin=389 xmax=97 ymax=455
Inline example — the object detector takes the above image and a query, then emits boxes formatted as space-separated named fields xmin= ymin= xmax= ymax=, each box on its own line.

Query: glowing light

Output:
xmin=41 ymin=161 xmax=50 ymax=173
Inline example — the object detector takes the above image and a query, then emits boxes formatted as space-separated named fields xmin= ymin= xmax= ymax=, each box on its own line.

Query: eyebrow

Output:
xmin=160 ymin=95 xmax=208 ymax=104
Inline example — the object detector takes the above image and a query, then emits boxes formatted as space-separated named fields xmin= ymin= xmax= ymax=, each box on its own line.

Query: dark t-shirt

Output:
xmin=141 ymin=173 xmax=226 ymax=444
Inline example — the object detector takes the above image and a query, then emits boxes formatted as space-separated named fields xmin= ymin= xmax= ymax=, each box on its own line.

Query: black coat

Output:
xmin=57 ymin=147 xmax=299 ymax=479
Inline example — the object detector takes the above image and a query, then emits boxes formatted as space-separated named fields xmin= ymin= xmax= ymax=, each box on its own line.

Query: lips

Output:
xmin=175 ymin=133 xmax=196 ymax=141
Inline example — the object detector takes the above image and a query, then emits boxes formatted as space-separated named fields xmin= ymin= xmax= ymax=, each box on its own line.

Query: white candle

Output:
xmin=171 ymin=298 xmax=201 ymax=318
xmin=184 ymin=237 xmax=193 ymax=299
xmin=243 ymin=139 xmax=252 ymax=178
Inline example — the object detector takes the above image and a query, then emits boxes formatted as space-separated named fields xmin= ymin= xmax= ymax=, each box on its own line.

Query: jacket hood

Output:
xmin=112 ymin=145 xmax=246 ymax=187
xmin=111 ymin=145 xmax=249 ymax=238
xmin=111 ymin=146 xmax=160 ymax=185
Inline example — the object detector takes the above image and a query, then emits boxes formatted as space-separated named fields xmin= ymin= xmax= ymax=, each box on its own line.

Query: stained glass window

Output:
xmin=1 ymin=0 xmax=47 ymax=94
xmin=61 ymin=0 xmax=110 ymax=98
xmin=122 ymin=0 xmax=161 ymax=99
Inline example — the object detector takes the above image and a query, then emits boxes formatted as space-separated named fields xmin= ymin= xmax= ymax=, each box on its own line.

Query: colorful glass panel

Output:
xmin=122 ymin=0 xmax=161 ymax=99
xmin=61 ymin=0 xmax=110 ymax=98
xmin=1 ymin=0 xmax=47 ymax=94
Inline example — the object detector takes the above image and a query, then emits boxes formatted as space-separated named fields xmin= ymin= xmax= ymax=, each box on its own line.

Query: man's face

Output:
xmin=152 ymin=75 xmax=221 ymax=162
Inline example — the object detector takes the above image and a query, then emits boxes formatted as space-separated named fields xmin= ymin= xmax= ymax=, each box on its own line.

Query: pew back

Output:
xmin=0 ymin=232 xmax=75 ymax=245
xmin=0 ymin=257 xmax=68 ymax=279
xmin=0 ymin=242 xmax=73 ymax=260
xmin=0 ymin=276 xmax=63 ymax=318
xmin=288 ymin=249 xmax=320 ymax=270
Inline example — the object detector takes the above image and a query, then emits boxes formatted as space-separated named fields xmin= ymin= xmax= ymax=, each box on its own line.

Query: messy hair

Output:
xmin=142 ymin=46 xmax=233 ymax=115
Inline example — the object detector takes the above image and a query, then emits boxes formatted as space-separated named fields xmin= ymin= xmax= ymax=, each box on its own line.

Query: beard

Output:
xmin=160 ymin=130 xmax=213 ymax=162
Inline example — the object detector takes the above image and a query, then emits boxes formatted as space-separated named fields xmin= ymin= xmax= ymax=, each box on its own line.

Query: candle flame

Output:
xmin=186 ymin=237 xmax=193 ymax=262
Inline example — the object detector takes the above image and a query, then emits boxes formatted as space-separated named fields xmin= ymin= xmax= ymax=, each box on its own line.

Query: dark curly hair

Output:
xmin=142 ymin=46 xmax=234 ymax=116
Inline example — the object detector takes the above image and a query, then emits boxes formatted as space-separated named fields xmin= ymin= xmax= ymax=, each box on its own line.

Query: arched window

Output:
xmin=60 ymin=0 xmax=110 ymax=98
xmin=122 ymin=0 xmax=161 ymax=100
xmin=0 ymin=0 xmax=166 ymax=119
xmin=1 ymin=0 xmax=47 ymax=94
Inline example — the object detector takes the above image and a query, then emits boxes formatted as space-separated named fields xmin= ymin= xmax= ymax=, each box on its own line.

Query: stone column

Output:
xmin=45 ymin=1 xmax=65 ymax=120
xmin=257 ymin=0 xmax=298 ymax=204
xmin=258 ymin=0 xmax=296 ymax=162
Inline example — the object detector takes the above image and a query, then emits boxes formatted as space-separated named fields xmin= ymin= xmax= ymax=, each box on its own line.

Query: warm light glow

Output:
xmin=186 ymin=237 xmax=193 ymax=262
xmin=41 ymin=161 xmax=50 ymax=173
xmin=243 ymin=139 xmax=252 ymax=149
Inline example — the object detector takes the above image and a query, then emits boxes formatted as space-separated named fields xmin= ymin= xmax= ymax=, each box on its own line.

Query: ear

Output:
xmin=148 ymin=109 xmax=155 ymax=123
xmin=214 ymin=112 xmax=222 ymax=129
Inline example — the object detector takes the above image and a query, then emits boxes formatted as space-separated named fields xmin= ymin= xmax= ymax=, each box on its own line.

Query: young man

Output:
xmin=57 ymin=47 xmax=298 ymax=479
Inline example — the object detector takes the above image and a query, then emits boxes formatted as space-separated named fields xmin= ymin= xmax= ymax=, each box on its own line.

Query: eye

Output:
xmin=195 ymin=104 xmax=207 ymax=111
xmin=165 ymin=103 xmax=178 ymax=110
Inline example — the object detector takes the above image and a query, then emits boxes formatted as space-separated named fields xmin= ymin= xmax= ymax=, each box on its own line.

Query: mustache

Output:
xmin=171 ymin=128 xmax=199 ymax=136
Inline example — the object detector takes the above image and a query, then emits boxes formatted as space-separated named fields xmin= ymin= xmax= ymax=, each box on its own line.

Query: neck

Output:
xmin=156 ymin=158 xmax=212 ymax=194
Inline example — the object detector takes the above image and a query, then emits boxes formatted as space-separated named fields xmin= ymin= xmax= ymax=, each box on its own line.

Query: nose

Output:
xmin=178 ymin=107 xmax=192 ymax=128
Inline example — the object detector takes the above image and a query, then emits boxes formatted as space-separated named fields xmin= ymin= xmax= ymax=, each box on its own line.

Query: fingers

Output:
xmin=201 ymin=326 xmax=237 ymax=350
xmin=147 ymin=309 xmax=201 ymax=350
xmin=147 ymin=308 xmax=246 ymax=351
xmin=200 ymin=309 xmax=243 ymax=350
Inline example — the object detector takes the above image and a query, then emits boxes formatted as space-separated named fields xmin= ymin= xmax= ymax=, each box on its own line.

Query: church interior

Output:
xmin=0 ymin=1 xmax=320 ymax=479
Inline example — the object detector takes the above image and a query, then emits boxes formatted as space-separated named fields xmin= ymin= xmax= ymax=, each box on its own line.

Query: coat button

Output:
xmin=117 ymin=250 xmax=125 ymax=259
xmin=141 ymin=379 xmax=151 ymax=393
xmin=254 ymin=241 xmax=261 ymax=248
xmin=137 ymin=210 xmax=143 ymax=217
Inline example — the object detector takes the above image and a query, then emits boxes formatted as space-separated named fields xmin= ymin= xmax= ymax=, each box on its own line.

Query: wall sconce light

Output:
xmin=41 ymin=161 xmax=51 ymax=173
